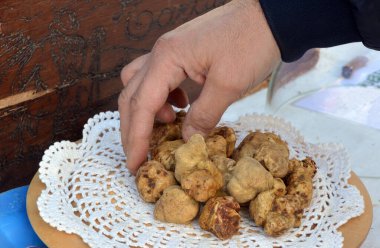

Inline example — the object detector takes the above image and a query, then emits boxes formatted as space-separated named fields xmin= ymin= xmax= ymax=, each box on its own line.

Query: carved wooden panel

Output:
xmin=0 ymin=0 xmax=227 ymax=192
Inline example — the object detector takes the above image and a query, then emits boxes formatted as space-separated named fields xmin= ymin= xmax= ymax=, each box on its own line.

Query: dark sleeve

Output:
xmin=259 ymin=0 xmax=380 ymax=62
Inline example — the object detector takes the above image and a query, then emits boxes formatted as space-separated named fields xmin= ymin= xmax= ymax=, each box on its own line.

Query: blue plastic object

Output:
xmin=0 ymin=186 xmax=46 ymax=248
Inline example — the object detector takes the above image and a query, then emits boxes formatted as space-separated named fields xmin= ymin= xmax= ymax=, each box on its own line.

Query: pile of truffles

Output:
xmin=135 ymin=111 xmax=317 ymax=240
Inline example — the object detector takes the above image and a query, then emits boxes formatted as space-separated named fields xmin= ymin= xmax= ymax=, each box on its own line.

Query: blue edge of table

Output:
xmin=0 ymin=186 xmax=46 ymax=248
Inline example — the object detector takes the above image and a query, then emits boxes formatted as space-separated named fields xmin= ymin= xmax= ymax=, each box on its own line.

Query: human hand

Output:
xmin=118 ymin=0 xmax=280 ymax=174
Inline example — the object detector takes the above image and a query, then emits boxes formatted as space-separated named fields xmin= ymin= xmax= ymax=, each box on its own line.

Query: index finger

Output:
xmin=126 ymin=58 xmax=187 ymax=173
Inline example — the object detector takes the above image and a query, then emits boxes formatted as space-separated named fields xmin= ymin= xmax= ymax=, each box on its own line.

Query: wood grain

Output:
xmin=27 ymin=172 xmax=372 ymax=248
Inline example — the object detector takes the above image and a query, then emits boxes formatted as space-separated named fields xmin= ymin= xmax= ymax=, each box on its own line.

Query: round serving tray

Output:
xmin=27 ymin=171 xmax=372 ymax=248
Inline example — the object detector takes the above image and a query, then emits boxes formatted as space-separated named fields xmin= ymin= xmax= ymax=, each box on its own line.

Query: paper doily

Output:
xmin=37 ymin=111 xmax=364 ymax=248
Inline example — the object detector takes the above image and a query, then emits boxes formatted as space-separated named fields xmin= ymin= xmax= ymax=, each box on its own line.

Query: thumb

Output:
xmin=182 ymin=75 xmax=240 ymax=140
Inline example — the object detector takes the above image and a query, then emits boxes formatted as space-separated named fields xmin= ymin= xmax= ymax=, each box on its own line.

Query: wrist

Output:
xmin=233 ymin=0 xmax=281 ymax=60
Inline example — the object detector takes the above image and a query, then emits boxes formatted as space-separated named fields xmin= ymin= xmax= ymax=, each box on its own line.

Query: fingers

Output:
xmin=119 ymin=59 xmax=188 ymax=169
xmin=119 ymin=67 xmax=148 ymax=158
xmin=119 ymin=54 xmax=150 ymax=144
xmin=182 ymin=73 xmax=240 ymax=140
xmin=119 ymin=89 xmax=129 ymax=151
xmin=126 ymin=58 xmax=187 ymax=174
xmin=156 ymin=103 xmax=176 ymax=123
xmin=155 ymin=87 xmax=189 ymax=123
xmin=120 ymin=54 xmax=150 ymax=87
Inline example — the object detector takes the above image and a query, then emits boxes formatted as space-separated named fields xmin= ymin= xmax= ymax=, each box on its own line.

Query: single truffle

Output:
xmin=135 ymin=161 xmax=177 ymax=203
xmin=209 ymin=126 xmax=237 ymax=157
xmin=249 ymin=178 xmax=286 ymax=226
xmin=210 ymin=155 xmax=236 ymax=191
xmin=255 ymin=142 xmax=289 ymax=178
xmin=174 ymin=134 xmax=208 ymax=183
xmin=199 ymin=196 xmax=241 ymax=240
xmin=233 ymin=132 xmax=289 ymax=178
xmin=154 ymin=185 xmax=199 ymax=224
xmin=206 ymin=135 xmax=228 ymax=157
xmin=175 ymin=134 xmax=223 ymax=202
xmin=152 ymin=140 xmax=184 ymax=171
xmin=227 ymin=157 xmax=274 ymax=204
xmin=150 ymin=111 xmax=186 ymax=149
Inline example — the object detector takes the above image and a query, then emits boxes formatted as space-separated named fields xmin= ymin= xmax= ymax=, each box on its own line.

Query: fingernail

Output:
xmin=126 ymin=159 xmax=137 ymax=175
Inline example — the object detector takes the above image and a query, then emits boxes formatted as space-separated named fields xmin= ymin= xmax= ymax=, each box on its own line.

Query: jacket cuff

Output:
xmin=349 ymin=0 xmax=380 ymax=50
xmin=259 ymin=0 xmax=362 ymax=62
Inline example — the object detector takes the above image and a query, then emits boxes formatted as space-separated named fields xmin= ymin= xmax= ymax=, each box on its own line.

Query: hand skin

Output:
xmin=118 ymin=0 xmax=280 ymax=174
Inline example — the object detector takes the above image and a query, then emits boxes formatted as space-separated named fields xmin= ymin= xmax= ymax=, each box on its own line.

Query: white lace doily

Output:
xmin=37 ymin=111 xmax=364 ymax=248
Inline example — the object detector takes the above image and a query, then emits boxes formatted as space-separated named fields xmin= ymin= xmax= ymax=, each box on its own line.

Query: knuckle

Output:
xmin=118 ymin=89 xmax=129 ymax=107
xmin=120 ymin=66 xmax=134 ymax=85
xmin=153 ymin=33 xmax=181 ymax=55
xmin=129 ymin=94 xmax=140 ymax=111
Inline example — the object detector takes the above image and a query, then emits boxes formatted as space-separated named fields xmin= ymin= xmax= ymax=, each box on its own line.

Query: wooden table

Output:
xmin=27 ymin=172 xmax=372 ymax=248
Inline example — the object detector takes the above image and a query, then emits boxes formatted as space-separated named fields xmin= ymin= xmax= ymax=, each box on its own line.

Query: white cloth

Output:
xmin=38 ymin=111 xmax=364 ymax=248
